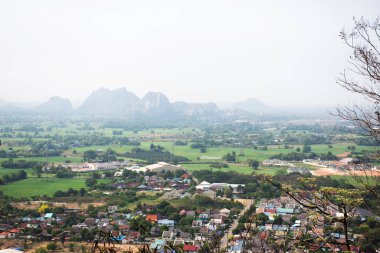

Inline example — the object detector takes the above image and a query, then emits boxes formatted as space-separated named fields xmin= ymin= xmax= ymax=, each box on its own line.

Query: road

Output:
xmin=220 ymin=199 xmax=253 ymax=249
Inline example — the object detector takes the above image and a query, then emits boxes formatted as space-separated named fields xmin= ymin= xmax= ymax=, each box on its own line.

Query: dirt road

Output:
xmin=220 ymin=199 xmax=253 ymax=249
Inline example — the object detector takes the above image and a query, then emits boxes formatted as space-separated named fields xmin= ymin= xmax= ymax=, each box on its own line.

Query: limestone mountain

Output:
xmin=172 ymin=101 xmax=220 ymax=118
xmin=142 ymin=92 xmax=173 ymax=115
xmin=228 ymin=98 xmax=273 ymax=114
xmin=76 ymin=87 xmax=142 ymax=116
xmin=32 ymin=96 xmax=73 ymax=115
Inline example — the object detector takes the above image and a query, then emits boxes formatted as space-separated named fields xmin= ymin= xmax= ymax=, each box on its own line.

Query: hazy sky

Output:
xmin=1 ymin=0 xmax=379 ymax=107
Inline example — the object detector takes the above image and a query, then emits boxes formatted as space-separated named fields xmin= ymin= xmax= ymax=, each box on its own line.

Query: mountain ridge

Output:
xmin=0 ymin=87 xmax=272 ymax=119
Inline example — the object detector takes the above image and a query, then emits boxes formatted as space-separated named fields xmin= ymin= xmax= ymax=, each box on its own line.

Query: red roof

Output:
xmin=146 ymin=214 xmax=158 ymax=222
xmin=129 ymin=231 xmax=140 ymax=238
xmin=264 ymin=208 xmax=276 ymax=213
xmin=119 ymin=225 xmax=130 ymax=230
xmin=181 ymin=174 xmax=190 ymax=179
xmin=259 ymin=232 xmax=269 ymax=239
xmin=183 ymin=245 xmax=199 ymax=251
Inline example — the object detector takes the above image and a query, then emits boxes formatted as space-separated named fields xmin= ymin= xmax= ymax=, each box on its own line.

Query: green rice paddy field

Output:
xmin=0 ymin=178 xmax=111 ymax=198
xmin=70 ymin=142 xmax=378 ymax=163
xmin=0 ymin=133 xmax=378 ymax=198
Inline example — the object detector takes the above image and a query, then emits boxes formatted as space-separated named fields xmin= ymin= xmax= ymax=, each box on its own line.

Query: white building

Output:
xmin=141 ymin=162 xmax=184 ymax=173
xmin=196 ymin=181 xmax=211 ymax=191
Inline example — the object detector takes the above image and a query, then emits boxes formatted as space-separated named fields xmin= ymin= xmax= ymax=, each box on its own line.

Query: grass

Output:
xmin=182 ymin=163 xmax=253 ymax=174
xmin=72 ymin=142 xmax=379 ymax=163
xmin=181 ymin=163 xmax=284 ymax=175
xmin=0 ymin=168 xmax=32 ymax=176
xmin=330 ymin=175 xmax=379 ymax=187
xmin=0 ymin=156 xmax=82 ymax=163
xmin=0 ymin=177 xmax=111 ymax=198
xmin=308 ymin=144 xmax=378 ymax=154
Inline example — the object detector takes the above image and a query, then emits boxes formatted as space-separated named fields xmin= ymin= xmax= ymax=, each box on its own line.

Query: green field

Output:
xmin=1 ymin=124 xmax=379 ymax=199
xmin=330 ymin=175 xmax=379 ymax=187
xmin=0 ymin=156 xmax=82 ymax=163
xmin=182 ymin=163 xmax=285 ymax=175
xmin=0 ymin=177 xmax=111 ymax=198
xmin=0 ymin=168 xmax=33 ymax=176
xmin=71 ymin=142 xmax=379 ymax=163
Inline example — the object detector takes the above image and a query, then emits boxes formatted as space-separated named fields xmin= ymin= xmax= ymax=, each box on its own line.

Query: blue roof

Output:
xmin=276 ymin=208 xmax=294 ymax=214
xmin=112 ymin=235 xmax=126 ymax=241
xmin=158 ymin=219 xmax=175 ymax=225
xmin=44 ymin=213 xmax=53 ymax=218
xmin=150 ymin=239 xmax=166 ymax=250
xmin=229 ymin=240 xmax=244 ymax=252
xmin=272 ymin=225 xmax=289 ymax=231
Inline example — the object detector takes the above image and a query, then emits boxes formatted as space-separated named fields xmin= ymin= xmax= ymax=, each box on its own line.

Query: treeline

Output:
xmin=124 ymin=147 xmax=190 ymax=164
xmin=284 ymin=134 xmax=331 ymax=145
xmin=269 ymin=152 xmax=337 ymax=161
xmin=270 ymin=152 xmax=315 ymax=161
xmin=83 ymin=148 xmax=118 ymax=162
xmin=0 ymin=170 xmax=27 ymax=184
xmin=355 ymin=137 xmax=380 ymax=146
xmin=53 ymin=188 xmax=86 ymax=197
xmin=61 ymin=134 xmax=139 ymax=147
xmin=1 ymin=160 xmax=43 ymax=169
xmin=0 ymin=149 xmax=18 ymax=158
xmin=56 ymin=169 xmax=76 ymax=178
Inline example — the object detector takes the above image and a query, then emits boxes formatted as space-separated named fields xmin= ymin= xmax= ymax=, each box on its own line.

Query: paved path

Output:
xmin=220 ymin=199 xmax=253 ymax=249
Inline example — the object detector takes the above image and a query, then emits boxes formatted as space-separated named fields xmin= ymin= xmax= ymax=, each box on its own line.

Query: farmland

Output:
xmin=0 ymin=177 xmax=111 ymax=198
xmin=0 ymin=121 xmax=379 ymax=198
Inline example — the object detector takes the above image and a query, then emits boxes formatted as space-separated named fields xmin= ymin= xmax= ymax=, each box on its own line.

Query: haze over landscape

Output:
xmin=2 ymin=1 xmax=380 ymax=253
xmin=1 ymin=0 xmax=379 ymax=108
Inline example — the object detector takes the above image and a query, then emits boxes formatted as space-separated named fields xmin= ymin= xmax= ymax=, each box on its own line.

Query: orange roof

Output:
xmin=146 ymin=214 xmax=158 ymax=222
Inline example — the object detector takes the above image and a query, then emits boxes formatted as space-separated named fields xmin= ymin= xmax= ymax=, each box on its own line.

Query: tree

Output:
xmin=224 ymin=186 xmax=233 ymax=199
xmin=38 ymin=203 xmax=50 ymax=213
xmin=248 ymin=159 xmax=259 ymax=170
xmin=302 ymin=145 xmax=311 ymax=153
xmin=223 ymin=152 xmax=236 ymax=162
xmin=35 ymin=248 xmax=48 ymax=253
xmin=79 ymin=188 xmax=86 ymax=197
xmin=83 ymin=150 xmax=97 ymax=161
xmin=334 ymin=17 xmax=380 ymax=141
xmin=260 ymin=176 xmax=364 ymax=252
xmin=46 ymin=243 xmax=57 ymax=252
xmin=85 ymin=177 xmax=97 ymax=187
xmin=32 ymin=164 xmax=43 ymax=178
xmin=333 ymin=16 xmax=380 ymax=215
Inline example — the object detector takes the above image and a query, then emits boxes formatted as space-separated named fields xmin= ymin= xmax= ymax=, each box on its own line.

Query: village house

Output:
xmin=201 ymin=190 xmax=216 ymax=199
xmin=158 ymin=219 xmax=175 ymax=227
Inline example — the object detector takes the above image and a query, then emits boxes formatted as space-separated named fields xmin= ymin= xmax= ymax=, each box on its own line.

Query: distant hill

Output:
xmin=32 ymin=96 xmax=73 ymax=115
xmin=76 ymin=87 xmax=142 ymax=116
xmin=228 ymin=98 xmax=273 ymax=114
xmin=75 ymin=87 xmax=220 ymax=119
xmin=142 ymin=92 xmax=173 ymax=116
xmin=0 ymin=99 xmax=25 ymax=114
xmin=0 ymin=88 xmax=277 ymax=119
xmin=172 ymin=101 xmax=220 ymax=118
